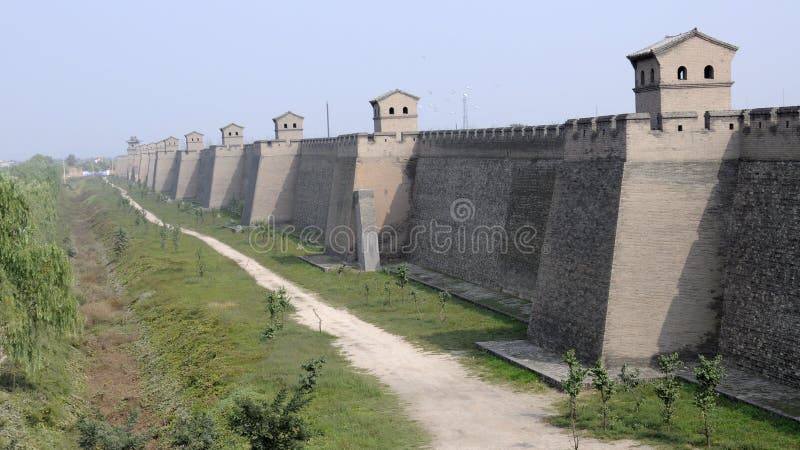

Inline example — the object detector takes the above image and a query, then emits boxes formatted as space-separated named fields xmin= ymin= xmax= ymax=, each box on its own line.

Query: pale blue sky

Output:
xmin=0 ymin=0 xmax=797 ymax=160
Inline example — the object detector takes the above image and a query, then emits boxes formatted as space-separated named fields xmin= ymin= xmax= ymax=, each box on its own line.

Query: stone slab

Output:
xmin=477 ymin=339 xmax=661 ymax=390
xmin=299 ymin=254 xmax=356 ymax=272
xmin=384 ymin=263 xmax=530 ymax=322
xmin=678 ymin=362 xmax=800 ymax=423
xmin=479 ymin=339 xmax=800 ymax=423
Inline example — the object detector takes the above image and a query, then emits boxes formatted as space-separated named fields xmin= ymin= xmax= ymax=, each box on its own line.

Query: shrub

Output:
xmin=76 ymin=410 xmax=147 ymax=450
xmin=226 ymin=358 xmax=325 ymax=450
xmin=170 ymin=411 xmax=217 ymax=450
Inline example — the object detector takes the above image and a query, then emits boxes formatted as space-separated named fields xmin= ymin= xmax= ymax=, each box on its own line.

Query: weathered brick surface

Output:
xmin=407 ymin=136 xmax=560 ymax=299
xmin=602 ymin=161 xmax=738 ymax=366
xmin=528 ymin=161 xmax=624 ymax=361
xmin=721 ymin=161 xmax=800 ymax=388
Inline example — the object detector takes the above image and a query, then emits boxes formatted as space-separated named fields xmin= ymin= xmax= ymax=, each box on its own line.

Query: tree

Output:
xmin=590 ymin=358 xmax=615 ymax=430
xmin=395 ymin=263 xmax=409 ymax=301
xmin=383 ymin=280 xmax=391 ymax=306
xmin=438 ymin=290 xmax=451 ymax=323
xmin=172 ymin=226 xmax=181 ymax=252
xmin=196 ymin=247 xmax=206 ymax=278
xmin=112 ymin=227 xmax=130 ymax=259
xmin=694 ymin=355 xmax=725 ymax=449
xmin=226 ymin=358 xmax=326 ymax=450
xmin=159 ymin=223 xmax=169 ymax=250
xmin=562 ymin=349 xmax=587 ymax=450
xmin=617 ymin=363 xmax=643 ymax=414
xmin=263 ymin=288 xmax=291 ymax=339
xmin=0 ymin=177 xmax=78 ymax=375
xmin=66 ymin=154 xmax=77 ymax=167
xmin=654 ymin=352 xmax=683 ymax=430
xmin=410 ymin=290 xmax=423 ymax=319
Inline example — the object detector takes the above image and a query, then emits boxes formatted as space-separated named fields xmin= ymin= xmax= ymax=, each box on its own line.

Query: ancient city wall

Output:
xmin=719 ymin=106 xmax=800 ymax=388
xmin=408 ymin=126 xmax=563 ymax=298
xmin=291 ymin=136 xmax=355 ymax=236
xmin=200 ymin=145 xmax=246 ymax=209
xmin=114 ymin=104 xmax=800 ymax=388
xmin=527 ymin=116 xmax=629 ymax=361
xmin=172 ymin=150 xmax=203 ymax=200
xmin=152 ymin=149 xmax=180 ymax=194
xmin=600 ymin=113 xmax=741 ymax=366
xmin=240 ymin=141 xmax=301 ymax=224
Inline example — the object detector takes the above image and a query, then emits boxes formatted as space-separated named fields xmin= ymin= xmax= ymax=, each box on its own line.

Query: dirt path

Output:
xmin=66 ymin=189 xmax=157 ymax=440
xmin=111 ymin=181 xmax=646 ymax=450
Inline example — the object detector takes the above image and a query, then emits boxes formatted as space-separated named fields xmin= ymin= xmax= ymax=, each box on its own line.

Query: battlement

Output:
xmin=419 ymin=125 xmax=563 ymax=143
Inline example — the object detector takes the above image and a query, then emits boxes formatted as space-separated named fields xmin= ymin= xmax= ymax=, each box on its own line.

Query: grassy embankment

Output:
xmin=75 ymin=178 xmax=426 ymax=448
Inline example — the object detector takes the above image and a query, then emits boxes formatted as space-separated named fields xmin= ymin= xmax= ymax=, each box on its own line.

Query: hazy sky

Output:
xmin=0 ymin=1 xmax=797 ymax=161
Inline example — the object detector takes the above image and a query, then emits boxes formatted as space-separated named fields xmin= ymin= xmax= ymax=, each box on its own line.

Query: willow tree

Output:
xmin=0 ymin=176 xmax=78 ymax=375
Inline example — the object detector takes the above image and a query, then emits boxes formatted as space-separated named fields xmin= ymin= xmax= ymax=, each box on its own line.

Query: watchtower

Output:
xmin=627 ymin=28 xmax=737 ymax=120
xmin=164 ymin=136 xmax=180 ymax=152
xmin=273 ymin=111 xmax=304 ymax=141
xmin=220 ymin=123 xmax=244 ymax=147
xmin=126 ymin=136 xmax=140 ymax=153
xmin=369 ymin=89 xmax=419 ymax=133
xmin=185 ymin=131 xmax=204 ymax=151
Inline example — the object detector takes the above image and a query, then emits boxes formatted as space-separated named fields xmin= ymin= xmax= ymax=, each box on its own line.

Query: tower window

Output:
xmin=677 ymin=66 xmax=687 ymax=80
xmin=293 ymin=123 xmax=297 ymax=128
xmin=236 ymin=132 xmax=239 ymax=136
xmin=650 ymin=68 xmax=655 ymax=82
xmin=678 ymin=125 xmax=683 ymax=132
xmin=640 ymin=70 xmax=645 ymax=86
xmin=284 ymin=123 xmax=288 ymax=128
xmin=787 ymin=121 xmax=791 ymax=128
xmin=704 ymin=65 xmax=714 ymax=79
xmin=729 ymin=123 xmax=734 ymax=130
xmin=389 ymin=107 xmax=395 ymax=115
xmin=402 ymin=106 xmax=408 ymax=114
xmin=228 ymin=132 xmax=232 ymax=136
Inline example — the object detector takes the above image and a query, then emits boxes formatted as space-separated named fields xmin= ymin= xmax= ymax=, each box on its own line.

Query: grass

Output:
xmin=75 ymin=178 xmax=427 ymax=448
xmin=114 ymin=177 xmax=546 ymax=393
xmin=550 ymin=376 xmax=800 ymax=449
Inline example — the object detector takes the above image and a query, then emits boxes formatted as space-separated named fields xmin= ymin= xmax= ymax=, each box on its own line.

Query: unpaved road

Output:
xmin=110 ymin=181 xmax=646 ymax=450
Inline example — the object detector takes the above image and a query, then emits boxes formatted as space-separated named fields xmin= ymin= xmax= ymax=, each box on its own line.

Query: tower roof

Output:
xmin=369 ymin=89 xmax=420 ymax=104
xmin=272 ymin=111 xmax=305 ymax=121
xmin=220 ymin=123 xmax=244 ymax=131
xmin=627 ymin=28 xmax=738 ymax=63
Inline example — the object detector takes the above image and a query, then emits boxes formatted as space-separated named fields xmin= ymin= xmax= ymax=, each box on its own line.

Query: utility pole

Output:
xmin=462 ymin=93 xmax=469 ymax=129
xmin=326 ymin=101 xmax=331 ymax=138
